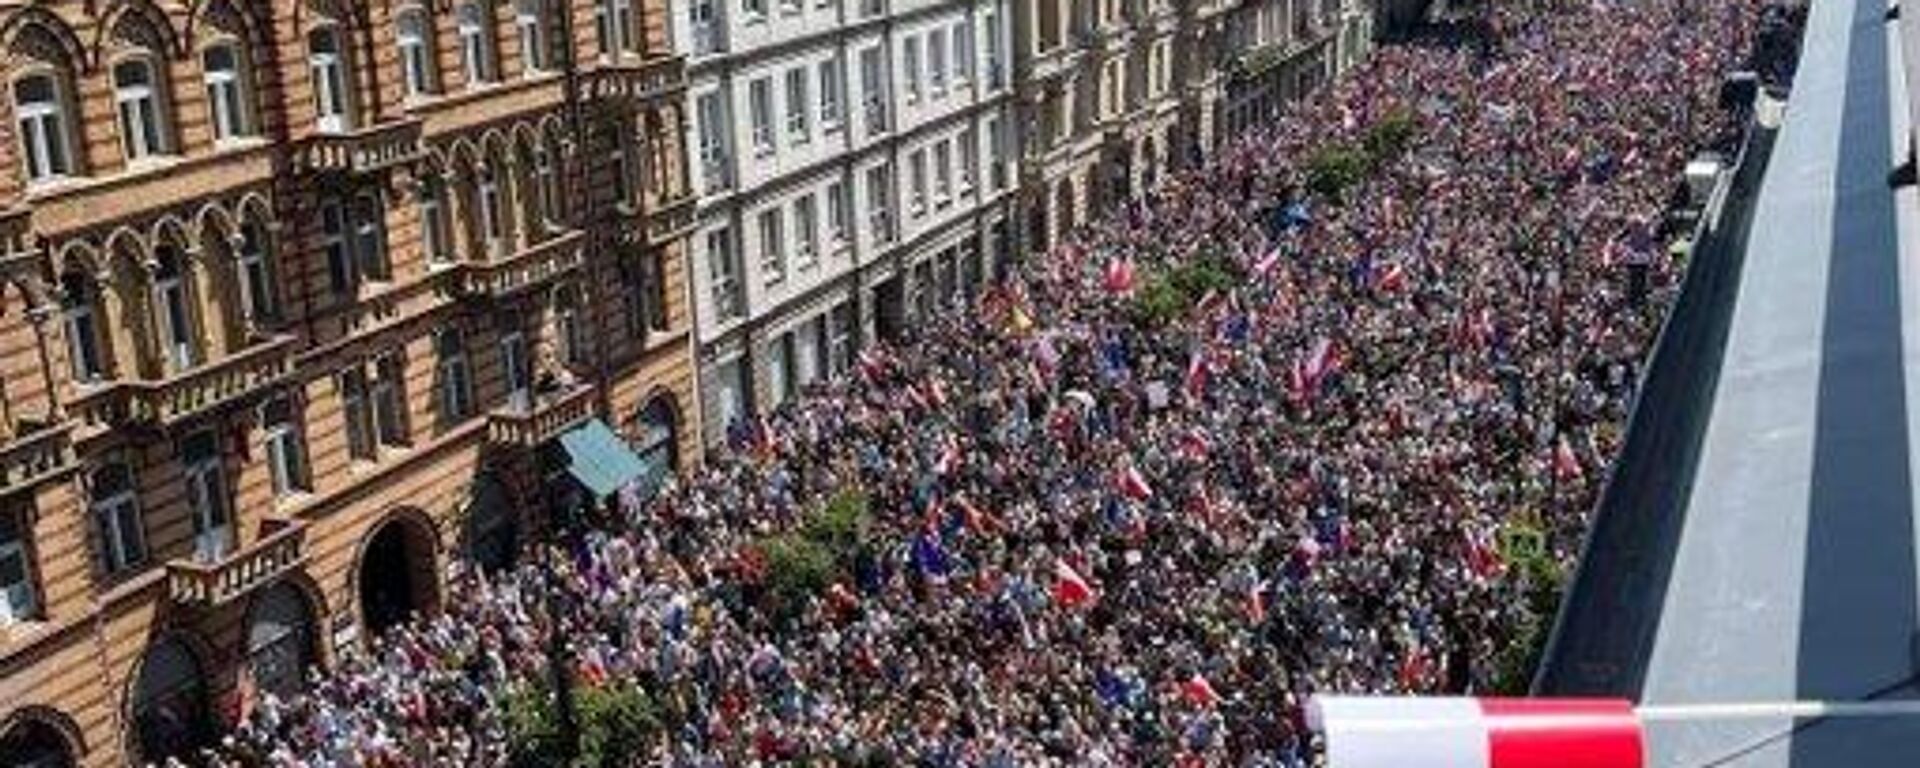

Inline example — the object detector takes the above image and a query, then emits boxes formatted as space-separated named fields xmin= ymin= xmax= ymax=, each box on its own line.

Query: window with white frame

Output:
xmin=113 ymin=58 xmax=168 ymax=161
xmin=818 ymin=59 xmax=842 ymax=130
xmin=339 ymin=366 xmax=375 ymax=460
xmin=597 ymin=0 xmax=636 ymax=56
xmin=202 ymin=43 xmax=253 ymax=141
xmin=707 ymin=227 xmax=741 ymax=319
xmin=261 ymin=395 xmax=309 ymax=496
xmin=697 ymin=92 xmax=730 ymax=192
xmin=89 ymin=462 xmax=145 ymax=575
xmin=785 ymin=67 xmax=810 ymax=144
xmin=933 ymin=140 xmax=952 ymax=205
xmin=749 ymin=77 xmax=774 ymax=154
xmin=958 ymin=127 xmax=977 ymax=192
xmin=13 ymin=73 xmax=72 ymax=183
xmin=903 ymin=37 xmax=921 ymax=102
xmin=866 ymin=165 xmax=893 ymax=242
xmin=308 ymin=26 xmax=353 ymax=132
xmin=353 ymin=191 xmax=390 ymax=281
xmin=237 ymin=220 xmax=278 ymax=324
xmin=985 ymin=10 xmax=1003 ymax=87
xmin=458 ymin=2 xmax=497 ymax=86
xmin=0 ymin=508 xmax=36 ymax=623
xmin=768 ymin=333 xmax=793 ymax=406
xmin=826 ymin=180 xmax=849 ymax=245
xmin=478 ymin=164 xmax=506 ymax=253
xmin=829 ymin=302 xmax=853 ymax=374
xmin=436 ymin=328 xmax=473 ymax=424
xmin=758 ymin=208 xmax=784 ymax=286
xmin=953 ymin=22 xmax=973 ymax=84
xmin=419 ymin=178 xmax=453 ymax=265
xmin=556 ymin=287 xmax=586 ymax=367
xmin=516 ymin=0 xmax=549 ymax=73
xmin=793 ymin=195 xmax=818 ymax=270
xmin=928 ymin=32 xmax=946 ymax=94
xmin=743 ymin=0 xmax=767 ymax=20
xmin=860 ymin=47 xmax=886 ymax=134
xmin=397 ymin=9 xmax=437 ymax=98
xmin=372 ymin=352 xmax=408 ymax=446
xmin=691 ymin=0 xmax=720 ymax=55
xmin=180 ymin=430 xmax=232 ymax=563
xmin=321 ymin=197 xmax=353 ymax=294
xmin=908 ymin=149 xmax=927 ymax=216
xmin=534 ymin=143 xmax=560 ymax=223
xmin=500 ymin=330 xmax=530 ymax=407
xmin=151 ymin=246 xmax=197 ymax=371
xmin=59 ymin=271 xmax=103 ymax=382
xmin=988 ymin=116 xmax=1006 ymax=189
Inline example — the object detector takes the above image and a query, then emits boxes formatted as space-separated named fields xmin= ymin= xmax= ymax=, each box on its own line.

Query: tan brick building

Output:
xmin=0 ymin=1 xmax=699 ymax=765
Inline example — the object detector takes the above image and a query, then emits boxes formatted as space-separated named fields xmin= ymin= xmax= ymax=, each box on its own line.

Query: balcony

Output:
xmin=452 ymin=230 xmax=586 ymax=300
xmin=70 ymin=335 xmax=298 ymax=430
xmin=581 ymin=57 xmax=688 ymax=104
xmin=294 ymin=120 xmax=427 ymax=175
xmin=0 ymin=424 xmax=76 ymax=500
xmin=166 ymin=519 xmax=307 ymax=607
xmin=646 ymin=192 xmax=698 ymax=247
xmin=487 ymin=382 xmax=598 ymax=447
xmin=0 ymin=206 xmax=31 ymax=256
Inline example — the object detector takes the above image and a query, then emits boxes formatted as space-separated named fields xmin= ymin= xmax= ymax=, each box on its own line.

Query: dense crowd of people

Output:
xmin=204 ymin=0 xmax=1764 ymax=764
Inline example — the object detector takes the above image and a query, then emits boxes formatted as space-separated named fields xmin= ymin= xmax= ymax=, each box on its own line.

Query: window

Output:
xmin=419 ymin=178 xmax=453 ymax=265
xmin=397 ymin=10 xmax=437 ymax=98
xmin=780 ymin=0 xmax=800 ymax=14
xmin=262 ymin=396 xmax=308 ymax=496
xmin=829 ymin=302 xmax=853 ymax=374
xmin=202 ymin=44 xmax=252 ymax=141
xmin=643 ymin=253 xmax=670 ymax=332
xmin=371 ymin=354 xmax=407 ymax=446
xmin=903 ymin=37 xmax=921 ymax=102
xmin=500 ymin=331 xmax=530 ymax=407
xmin=860 ymin=47 xmax=886 ymax=133
xmin=697 ymin=92 xmax=730 ymax=192
xmin=436 ymin=330 xmax=473 ymax=424
xmin=478 ymin=165 xmax=506 ymax=254
xmin=749 ymin=78 xmax=774 ymax=154
xmin=928 ymin=32 xmax=946 ymax=94
xmin=758 ymin=208 xmax=784 ymax=286
xmin=768 ymin=334 xmax=793 ymax=407
xmin=908 ymin=149 xmax=927 ymax=216
xmin=818 ymin=60 xmax=842 ymax=130
xmin=181 ymin=431 xmax=232 ymax=563
xmin=707 ymin=227 xmax=741 ymax=320
xmin=89 ymin=463 xmax=145 ymax=574
xmin=113 ymin=58 xmax=167 ymax=161
xmin=339 ymin=367 xmax=375 ymax=460
xmin=152 ymin=247 xmax=197 ymax=371
xmin=597 ymin=0 xmax=636 ymax=56
xmin=826 ymin=180 xmax=849 ymax=244
xmin=237 ymin=221 xmax=278 ymax=325
xmin=353 ymin=191 xmax=389 ymax=281
xmin=985 ymin=11 xmax=1003 ymax=87
xmin=13 ymin=74 xmax=71 ymax=182
xmin=933 ymin=140 xmax=952 ymax=205
xmin=308 ymin=27 xmax=353 ymax=132
xmin=321 ymin=198 xmax=354 ymax=294
xmin=611 ymin=143 xmax=635 ymax=210
xmin=988 ymin=116 xmax=1006 ymax=190
xmin=691 ymin=0 xmax=720 ymax=55
xmin=459 ymin=2 xmax=497 ymax=86
xmin=60 ymin=272 xmax=105 ymax=381
xmin=866 ymin=165 xmax=893 ymax=242
xmin=785 ymin=68 xmax=810 ymax=144
xmin=954 ymin=22 xmax=973 ymax=84
xmin=516 ymin=0 xmax=549 ymax=73
xmin=0 ymin=509 xmax=35 ymax=623
xmin=796 ymin=316 xmax=823 ymax=387
xmin=743 ymin=0 xmax=767 ymax=20
xmin=793 ymin=195 xmax=818 ymax=270
xmin=533 ymin=144 xmax=559 ymax=224
xmin=556 ymin=289 xmax=585 ymax=367
xmin=958 ymin=127 xmax=977 ymax=192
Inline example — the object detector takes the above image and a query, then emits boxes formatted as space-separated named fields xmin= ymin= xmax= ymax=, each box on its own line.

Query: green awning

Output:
xmin=557 ymin=419 xmax=651 ymax=498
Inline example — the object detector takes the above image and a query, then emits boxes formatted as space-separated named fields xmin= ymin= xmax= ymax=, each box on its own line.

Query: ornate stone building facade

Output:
xmin=0 ymin=1 xmax=698 ymax=765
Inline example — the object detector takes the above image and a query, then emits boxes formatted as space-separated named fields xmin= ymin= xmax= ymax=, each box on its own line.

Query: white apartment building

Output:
xmin=675 ymin=0 xmax=1019 ymax=440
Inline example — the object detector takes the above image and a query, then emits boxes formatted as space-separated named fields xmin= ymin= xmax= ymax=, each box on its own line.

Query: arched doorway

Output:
xmin=357 ymin=516 xmax=439 ymax=637
xmin=129 ymin=638 xmax=210 ymax=764
xmin=1054 ymin=181 xmax=1076 ymax=244
xmin=246 ymin=582 xmax=317 ymax=699
xmin=0 ymin=713 xmax=77 ymax=768
xmin=635 ymin=395 xmax=679 ymax=496
xmin=463 ymin=474 xmax=518 ymax=573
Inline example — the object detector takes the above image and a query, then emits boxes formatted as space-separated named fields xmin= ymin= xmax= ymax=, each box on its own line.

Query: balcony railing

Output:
xmin=294 ymin=120 xmax=427 ymax=174
xmin=487 ymin=382 xmax=597 ymax=447
xmin=166 ymin=519 xmax=307 ymax=607
xmin=647 ymin=193 xmax=697 ymax=247
xmin=0 ymin=424 xmax=75 ymax=499
xmin=70 ymin=335 xmax=298 ymax=429
xmin=582 ymin=57 xmax=688 ymax=103
xmin=452 ymin=230 xmax=586 ymax=300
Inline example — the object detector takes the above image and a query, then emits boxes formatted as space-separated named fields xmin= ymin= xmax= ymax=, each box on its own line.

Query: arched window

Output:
xmin=236 ymin=220 xmax=278 ymax=325
xmin=308 ymin=26 xmax=354 ymax=132
xmin=458 ymin=2 xmax=496 ymax=87
xmin=515 ymin=0 xmax=549 ymax=73
xmin=151 ymin=247 xmax=197 ymax=371
xmin=0 ymin=715 xmax=75 ymax=768
xmin=112 ymin=57 xmax=169 ymax=161
xmin=397 ymin=8 xmax=437 ymax=98
xmin=417 ymin=176 xmax=453 ymax=264
xmin=59 ymin=270 xmax=104 ymax=382
xmin=202 ymin=42 xmax=254 ymax=141
xmin=533 ymin=141 xmax=559 ymax=225
xmin=13 ymin=73 xmax=73 ymax=183
xmin=89 ymin=462 xmax=145 ymax=574
xmin=131 ymin=638 xmax=209 ymax=763
xmin=476 ymin=162 xmax=506 ymax=254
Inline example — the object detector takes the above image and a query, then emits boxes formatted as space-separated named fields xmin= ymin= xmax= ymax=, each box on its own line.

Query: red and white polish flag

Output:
xmin=1309 ymin=697 xmax=1644 ymax=768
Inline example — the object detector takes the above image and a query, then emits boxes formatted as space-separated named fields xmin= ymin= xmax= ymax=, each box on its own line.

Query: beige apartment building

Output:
xmin=0 ymin=1 xmax=699 ymax=765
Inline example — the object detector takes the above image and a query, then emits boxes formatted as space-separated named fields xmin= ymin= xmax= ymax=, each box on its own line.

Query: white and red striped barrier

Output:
xmin=1309 ymin=696 xmax=1920 ymax=768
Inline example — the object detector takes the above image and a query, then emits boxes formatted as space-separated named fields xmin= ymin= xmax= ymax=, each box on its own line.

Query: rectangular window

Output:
xmin=860 ymin=47 xmax=887 ymax=134
xmin=933 ymin=140 xmax=952 ymax=205
xmin=797 ymin=315 xmax=824 ymax=386
xmin=437 ymin=331 xmax=473 ymax=424
xmin=517 ymin=0 xmax=549 ymax=73
xmin=866 ymin=165 xmax=893 ymax=243
xmin=958 ymin=127 xmax=977 ymax=192
xmin=768 ymin=334 xmax=794 ymax=407
xmin=985 ymin=11 xmax=1003 ymax=87
xmin=459 ymin=2 xmax=497 ymax=85
xmin=928 ymin=32 xmax=947 ymax=94
xmin=691 ymin=0 xmax=720 ymax=55
xmin=340 ymin=367 xmax=375 ymax=461
xmin=749 ymin=77 xmax=774 ymax=153
xmin=501 ymin=331 xmax=530 ymax=408
xmin=89 ymin=465 xmax=145 ymax=575
xmin=953 ymin=23 xmax=973 ymax=84
xmin=0 ymin=510 xmax=37 ymax=623
xmin=826 ymin=180 xmax=849 ymax=245
xmin=419 ymin=180 xmax=452 ymax=265
xmin=479 ymin=168 xmax=506 ymax=253
xmin=353 ymin=191 xmax=389 ymax=281
xmin=371 ymin=354 xmax=407 ymax=447
xmin=321 ymin=198 xmax=354 ymax=294
xmin=203 ymin=45 xmax=251 ymax=140
xmin=829 ymin=302 xmax=854 ymax=374
xmin=697 ymin=92 xmax=731 ymax=192
xmin=15 ymin=75 xmax=72 ymax=182
xmin=707 ymin=227 xmax=741 ymax=320
xmin=988 ymin=116 xmax=1006 ymax=190
xmin=793 ymin=195 xmax=818 ymax=270
xmin=262 ymin=396 xmax=309 ymax=496
xmin=818 ymin=59 xmax=842 ymax=130
xmin=758 ymin=208 xmax=784 ymax=286
xmin=903 ymin=37 xmax=921 ymax=102
xmin=908 ymin=149 xmax=927 ymax=216
xmin=785 ymin=68 xmax=810 ymax=144
xmin=743 ymin=0 xmax=767 ymax=19
xmin=181 ymin=430 xmax=232 ymax=564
